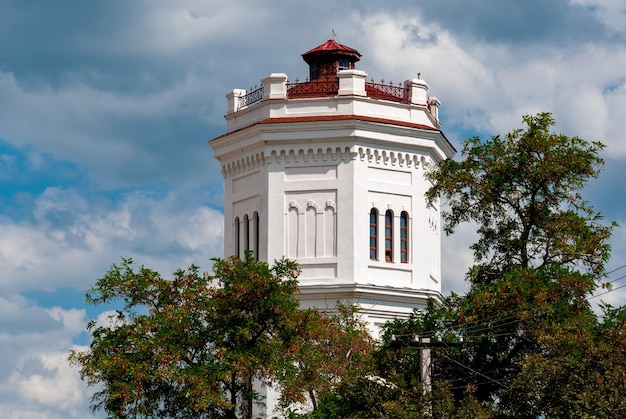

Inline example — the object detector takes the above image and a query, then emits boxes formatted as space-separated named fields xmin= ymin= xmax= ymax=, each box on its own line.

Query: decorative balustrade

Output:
xmin=287 ymin=78 xmax=339 ymax=98
xmin=238 ymin=85 xmax=264 ymax=108
xmin=237 ymin=78 xmax=412 ymax=109
xmin=365 ymin=79 xmax=409 ymax=103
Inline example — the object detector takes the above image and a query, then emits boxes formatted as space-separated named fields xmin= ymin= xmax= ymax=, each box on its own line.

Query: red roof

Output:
xmin=302 ymin=39 xmax=361 ymax=63
xmin=303 ymin=39 xmax=360 ymax=55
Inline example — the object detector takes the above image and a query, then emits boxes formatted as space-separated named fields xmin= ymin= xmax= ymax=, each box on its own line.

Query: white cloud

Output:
xmin=0 ymin=301 xmax=95 ymax=419
xmin=0 ymin=70 xmax=223 ymax=188
xmin=354 ymin=12 xmax=626 ymax=158
xmin=8 ymin=352 xmax=85 ymax=413
xmin=594 ymin=220 xmax=626 ymax=307
xmin=138 ymin=1 xmax=272 ymax=53
xmin=570 ymin=0 xmax=626 ymax=33
xmin=0 ymin=186 xmax=224 ymax=293
xmin=357 ymin=13 xmax=501 ymax=107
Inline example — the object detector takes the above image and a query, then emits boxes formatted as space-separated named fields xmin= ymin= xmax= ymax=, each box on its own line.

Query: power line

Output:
xmin=438 ymin=352 xmax=509 ymax=390
xmin=607 ymin=264 xmax=626 ymax=275
xmin=590 ymin=282 xmax=626 ymax=300
xmin=605 ymin=273 xmax=626 ymax=285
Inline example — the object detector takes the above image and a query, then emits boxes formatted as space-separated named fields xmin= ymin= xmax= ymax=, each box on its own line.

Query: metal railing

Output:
xmin=237 ymin=78 xmax=410 ymax=107
xmin=365 ymin=79 xmax=409 ymax=103
xmin=238 ymin=85 xmax=264 ymax=108
xmin=287 ymin=78 xmax=339 ymax=98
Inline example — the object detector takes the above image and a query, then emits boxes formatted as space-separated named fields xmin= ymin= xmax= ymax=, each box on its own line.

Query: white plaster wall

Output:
xmin=228 ymin=87 xmax=440 ymax=133
xmin=213 ymin=119 xmax=448 ymax=285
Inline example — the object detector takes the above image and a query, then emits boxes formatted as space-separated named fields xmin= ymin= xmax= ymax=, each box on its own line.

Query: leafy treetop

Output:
xmin=426 ymin=112 xmax=614 ymax=284
xmin=69 ymin=253 xmax=373 ymax=419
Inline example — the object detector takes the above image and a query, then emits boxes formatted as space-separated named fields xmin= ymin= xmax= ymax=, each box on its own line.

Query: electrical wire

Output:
xmin=438 ymin=352 xmax=509 ymax=389
xmin=607 ymin=264 xmax=626 ymax=275
xmin=590 ymin=282 xmax=626 ymax=300
xmin=604 ymin=273 xmax=626 ymax=286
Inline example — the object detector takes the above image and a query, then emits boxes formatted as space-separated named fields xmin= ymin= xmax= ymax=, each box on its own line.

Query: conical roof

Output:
xmin=302 ymin=39 xmax=361 ymax=64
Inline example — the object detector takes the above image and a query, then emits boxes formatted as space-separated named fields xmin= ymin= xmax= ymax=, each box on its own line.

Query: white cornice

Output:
xmin=211 ymin=118 xmax=454 ymax=163
xmin=296 ymin=282 xmax=443 ymax=305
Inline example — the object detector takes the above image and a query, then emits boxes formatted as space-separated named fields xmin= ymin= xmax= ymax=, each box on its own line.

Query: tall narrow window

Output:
xmin=369 ymin=209 xmax=378 ymax=260
xmin=254 ymin=211 xmax=259 ymax=259
xmin=243 ymin=214 xmax=250 ymax=253
xmin=234 ymin=217 xmax=240 ymax=258
xmin=400 ymin=211 xmax=409 ymax=263
xmin=310 ymin=61 xmax=319 ymax=80
xmin=385 ymin=210 xmax=393 ymax=262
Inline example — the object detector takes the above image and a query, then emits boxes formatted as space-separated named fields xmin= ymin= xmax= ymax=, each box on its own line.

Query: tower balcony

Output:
xmin=224 ymin=70 xmax=442 ymax=134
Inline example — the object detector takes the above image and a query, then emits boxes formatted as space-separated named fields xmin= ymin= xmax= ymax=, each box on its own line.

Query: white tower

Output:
xmin=210 ymin=40 xmax=455 ymax=334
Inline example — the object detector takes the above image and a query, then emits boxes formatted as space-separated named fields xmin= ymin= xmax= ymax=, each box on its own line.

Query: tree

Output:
xmin=69 ymin=253 xmax=372 ymax=418
xmin=277 ymin=303 xmax=374 ymax=413
xmin=425 ymin=112 xmax=613 ymax=284
xmin=508 ymin=305 xmax=626 ymax=417
xmin=423 ymin=112 xmax=619 ymax=416
xmin=345 ymin=112 xmax=621 ymax=417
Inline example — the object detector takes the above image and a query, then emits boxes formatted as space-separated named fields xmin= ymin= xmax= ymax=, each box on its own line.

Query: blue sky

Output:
xmin=1 ymin=1 xmax=625 ymax=417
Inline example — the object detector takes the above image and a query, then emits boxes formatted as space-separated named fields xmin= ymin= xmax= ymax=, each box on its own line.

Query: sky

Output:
xmin=0 ymin=0 xmax=625 ymax=417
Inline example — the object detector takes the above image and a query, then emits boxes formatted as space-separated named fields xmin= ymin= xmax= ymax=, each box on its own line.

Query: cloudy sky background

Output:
xmin=1 ymin=1 xmax=625 ymax=417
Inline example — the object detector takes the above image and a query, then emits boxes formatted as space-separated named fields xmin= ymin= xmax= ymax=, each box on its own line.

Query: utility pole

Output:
xmin=419 ymin=337 xmax=432 ymax=393
xmin=391 ymin=335 xmax=436 ymax=393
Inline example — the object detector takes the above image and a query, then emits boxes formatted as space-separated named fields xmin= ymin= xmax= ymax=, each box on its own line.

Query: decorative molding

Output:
xmin=234 ymin=206 xmax=259 ymax=221
xmin=222 ymin=152 xmax=266 ymax=178
xmin=221 ymin=146 xmax=436 ymax=178
xmin=288 ymin=200 xmax=303 ymax=213
xmin=269 ymin=146 xmax=355 ymax=164
xmin=306 ymin=200 xmax=323 ymax=214
xmin=357 ymin=146 xmax=428 ymax=169
xmin=222 ymin=146 xmax=355 ymax=178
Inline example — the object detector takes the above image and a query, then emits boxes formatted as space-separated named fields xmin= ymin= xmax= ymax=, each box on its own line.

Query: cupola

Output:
xmin=301 ymin=39 xmax=361 ymax=80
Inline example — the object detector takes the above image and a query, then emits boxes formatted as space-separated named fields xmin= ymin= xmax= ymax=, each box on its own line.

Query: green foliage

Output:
xmin=509 ymin=319 xmax=626 ymax=417
xmin=345 ymin=112 xmax=623 ymax=418
xmin=277 ymin=303 xmax=374 ymax=411
xmin=444 ymin=265 xmax=598 ymax=411
xmin=426 ymin=112 xmax=614 ymax=284
xmin=309 ymin=374 xmax=491 ymax=418
xmin=69 ymin=253 xmax=372 ymax=418
xmin=369 ymin=265 xmax=626 ymax=418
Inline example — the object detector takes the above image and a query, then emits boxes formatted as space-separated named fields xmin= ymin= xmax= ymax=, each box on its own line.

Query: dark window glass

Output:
xmin=234 ymin=217 xmax=240 ymax=258
xmin=244 ymin=214 xmax=250 ymax=252
xmin=310 ymin=61 xmax=319 ymax=80
xmin=369 ymin=209 xmax=378 ymax=260
xmin=254 ymin=211 xmax=259 ymax=259
xmin=385 ymin=210 xmax=393 ymax=262
xmin=400 ymin=212 xmax=408 ymax=263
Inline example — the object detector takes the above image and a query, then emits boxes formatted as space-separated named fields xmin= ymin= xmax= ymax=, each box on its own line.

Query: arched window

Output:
xmin=234 ymin=217 xmax=240 ymax=258
xmin=400 ymin=211 xmax=409 ymax=263
xmin=385 ymin=210 xmax=393 ymax=262
xmin=369 ymin=209 xmax=378 ymax=260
